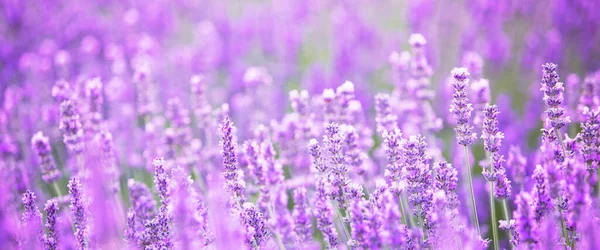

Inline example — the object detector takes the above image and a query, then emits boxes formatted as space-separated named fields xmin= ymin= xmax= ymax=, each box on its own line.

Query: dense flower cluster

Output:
xmin=3 ymin=1 xmax=600 ymax=250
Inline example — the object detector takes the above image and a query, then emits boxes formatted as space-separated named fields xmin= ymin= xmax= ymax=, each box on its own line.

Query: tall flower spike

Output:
xmin=323 ymin=123 xmax=349 ymax=208
xmin=375 ymin=93 xmax=398 ymax=135
xmin=514 ymin=192 xmax=538 ymax=246
xmin=450 ymin=67 xmax=477 ymax=146
xmin=44 ymin=199 xmax=59 ymax=250
xmin=531 ymin=165 xmax=552 ymax=222
xmin=68 ymin=178 xmax=89 ymax=249
xmin=540 ymin=63 xmax=570 ymax=130
xmin=220 ymin=116 xmax=246 ymax=205
xmin=314 ymin=178 xmax=338 ymax=248
xmin=20 ymin=190 xmax=44 ymax=248
xmin=507 ymin=146 xmax=527 ymax=191
xmin=52 ymin=79 xmax=71 ymax=102
xmin=383 ymin=128 xmax=403 ymax=195
xmin=84 ymin=77 xmax=104 ymax=136
xmin=59 ymin=100 xmax=84 ymax=155
xmin=240 ymin=202 xmax=269 ymax=248
xmin=31 ymin=131 xmax=61 ymax=183
xmin=580 ymin=107 xmax=600 ymax=173
xmin=292 ymin=187 xmax=311 ymax=242
xmin=433 ymin=161 xmax=459 ymax=215
xmin=128 ymin=179 xmax=156 ymax=226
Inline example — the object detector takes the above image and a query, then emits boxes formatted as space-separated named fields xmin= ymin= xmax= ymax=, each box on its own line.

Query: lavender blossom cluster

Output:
xmin=2 ymin=1 xmax=600 ymax=250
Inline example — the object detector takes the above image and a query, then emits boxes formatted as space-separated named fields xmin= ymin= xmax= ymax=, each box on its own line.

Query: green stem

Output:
xmin=268 ymin=202 xmax=286 ymax=250
xmin=52 ymin=182 xmax=63 ymax=197
xmin=333 ymin=201 xmax=352 ymax=242
xmin=490 ymin=181 xmax=499 ymax=250
xmin=555 ymin=131 xmax=572 ymax=247
xmin=502 ymin=200 xmax=515 ymax=250
xmin=402 ymin=194 xmax=417 ymax=227
xmin=397 ymin=195 xmax=408 ymax=225
xmin=464 ymin=146 xmax=481 ymax=236
xmin=487 ymin=151 xmax=499 ymax=250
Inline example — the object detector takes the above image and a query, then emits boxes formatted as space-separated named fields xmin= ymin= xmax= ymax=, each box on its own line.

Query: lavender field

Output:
xmin=2 ymin=0 xmax=600 ymax=249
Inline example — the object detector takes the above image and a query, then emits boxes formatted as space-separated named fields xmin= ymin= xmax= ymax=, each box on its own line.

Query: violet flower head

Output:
xmin=322 ymin=88 xmax=337 ymax=124
xmin=450 ymin=67 xmax=477 ymax=146
xmin=314 ymin=178 xmax=338 ymax=248
xmin=494 ymin=169 xmax=512 ymax=200
xmin=434 ymin=161 xmax=459 ymax=213
xmin=44 ymin=199 xmax=59 ymax=250
xmin=402 ymin=135 xmax=432 ymax=218
xmin=383 ymin=128 xmax=403 ymax=194
xmin=31 ymin=131 xmax=60 ymax=183
xmin=507 ymin=146 xmax=527 ymax=190
xmin=292 ymin=187 xmax=311 ymax=242
xmin=240 ymin=202 xmax=269 ymax=248
xmin=309 ymin=138 xmax=326 ymax=173
xmin=59 ymin=99 xmax=84 ymax=155
xmin=20 ymin=190 xmax=43 ymax=247
xmin=52 ymin=79 xmax=71 ymax=102
xmin=128 ymin=179 xmax=156 ymax=225
xmin=68 ymin=178 xmax=89 ymax=249
xmin=482 ymin=104 xmax=503 ymax=154
xmin=375 ymin=93 xmax=398 ymax=135
xmin=580 ymin=107 xmax=600 ymax=172
xmin=532 ymin=165 xmax=552 ymax=222
xmin=514 ymin=192 xmax=538 ymax=246
xmin=577 ymin=76 xmax=598 ymax=118
xmin=84 ymin=77 xmax=104 ymax=135
xmin=336 ymin=81 xmax=356 ymax=124
xmin=323 ymin=122 xmax=348 ymax=207
xmin=219 ymin=116 xmax=246 ymax=203
xmin=540 ymin=63 xmax=570 ymax=130
xmin=462 ymin=51 xmax=484 ymax=80
xmin=153 ymin=157 xmax=170 ymax=205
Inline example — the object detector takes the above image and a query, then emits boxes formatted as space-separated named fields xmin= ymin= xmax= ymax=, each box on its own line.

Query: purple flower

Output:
xmin=127 ymin=179 xmax=156 ymax=237
xmin=240 ymin=202 xmax=269 ymax=248
xmin=220 ymin=116 xmax=246 ymax=205
xmin=450 ymin=67 xmax=477 ymax=146
xmin=514 ymin=192 xmax=538 ymax=246
xmin=383 ymin=128 xmax=403 ymax=194
xmin=52 ymin=79 xmax=71 ymax=103
xmin=507 ymin=146 xmax=527 ymax=191
xmin=580 ymin=107 xmax=600 ymax=172
xmin=68 ymin=178 xmax=89 ymax=249
xmin=308 ymin=138 xmax=326 ymax=173
xmin=97 ymin=129 xmax=119 ymax=192
xmin=314 ymin=178 xmax=338 ymax=248
xmin=31 ymin=131 xmax=61 ymax=183
xmin=20 ymin=190 xmax=43 ymax=248
xmin=292 ymin=187 xmax=311 ymax=242
xmin=482 ymin=104 xmax=503 ymax=154
xmin=153 ymin=157 xmax=170 ymax=206
xmin=532 ymin=165 xmax=552 ymax=222
xmin=341 ymin=125 xmax=365 ymax=175
xmin=434 ymin=161 xmax=459 ymax=214
xmin=323 ymin=122 xmax=348 ymax=207
xmin=540 ymin=63 xmax=570 ymax=130
xmin=190 ymin=74 xmax=211 ymax=128
xmin=375 ymin=93 xmax=398 ymax=135
xmin=44 ymin=199 xmax=59 ymax=250
xmin=59 ymin=100 xmax=84 ymax=155
xmin=84 ymin=77 xmax=104 ymax=137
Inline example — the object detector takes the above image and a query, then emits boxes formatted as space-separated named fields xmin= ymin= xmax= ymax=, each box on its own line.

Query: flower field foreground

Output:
xmin=1 ymin=1 xmax=600 ymax=249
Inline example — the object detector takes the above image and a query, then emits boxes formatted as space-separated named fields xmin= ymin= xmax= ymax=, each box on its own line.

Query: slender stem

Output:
xmin=52 ymin=182 xmax=63 ymax=197
xmin=268 ymin=202 xmax=286 ymax=250
xmin=502 ymin=200 xmax=515 ymax=250
xmin=332 ymin=200 xmax=352 ymax=242
xmin=397 ymin=195 xmax=408 ymax=225
xmin=402 ymin=194 xmax=417 ymax=227
xmin=464 ymin=145 xmax=481 ymax=236
xmin=490 ymin=181 xmax=499 ymax=250
xmin=487 ymin=151 xmax=499 ymax=250
xmin=555 ymin=131 xmax=571 ymax=247
xmin=417 ymin=205 xmax=428 ymax=242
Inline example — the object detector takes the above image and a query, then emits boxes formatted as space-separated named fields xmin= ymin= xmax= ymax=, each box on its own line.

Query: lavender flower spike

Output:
xmin=44 ymin=199 xmax=59 ymax=250
xmin=59 ymin=100 xmax=84 ymax=155
xmin=31 ymin=131 xmax=61 ymax=183
xmin=68 ymin=178 xmax=89 ymax=249
xmin=540 ymin=63 xmax=570 ymax=131
xmin=514 ymin=192 xmax=538 ymax=247
xmin=220 ymin=116 xmax=246 ymax=205
xmin=20 ymin=190 xmax=44 ymax=248
xmin=240 ymin=202 xmax=269 ymax=249
xmin=449 ymin=67 xmax=480 ymax=236
xmin=450 ymin=67 xmax=477 ymax=146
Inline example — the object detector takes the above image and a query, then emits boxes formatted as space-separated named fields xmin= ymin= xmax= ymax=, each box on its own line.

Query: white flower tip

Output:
xmin=409 ymin=33 xmax=427 ymax=47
